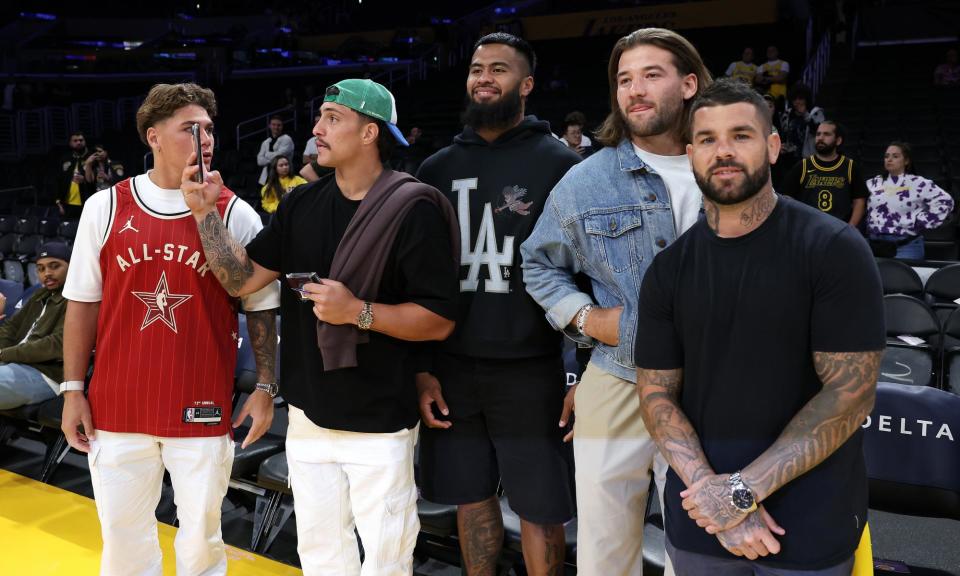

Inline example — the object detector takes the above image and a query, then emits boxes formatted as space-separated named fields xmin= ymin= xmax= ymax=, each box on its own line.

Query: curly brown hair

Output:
xmin=136 ymin=83 xmax=218 ymax=146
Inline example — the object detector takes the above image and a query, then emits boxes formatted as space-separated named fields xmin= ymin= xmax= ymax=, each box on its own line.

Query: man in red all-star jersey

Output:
xmin=61 ymin=83 xmax=281 ymax=576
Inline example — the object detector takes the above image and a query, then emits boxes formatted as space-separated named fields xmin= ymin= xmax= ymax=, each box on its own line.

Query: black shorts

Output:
xmin=418 ymin=352 xmax=575 ymax=525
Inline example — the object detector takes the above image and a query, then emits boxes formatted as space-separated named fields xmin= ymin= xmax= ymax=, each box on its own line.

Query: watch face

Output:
xmin=732 ymin=487 xmax=755 ymax=510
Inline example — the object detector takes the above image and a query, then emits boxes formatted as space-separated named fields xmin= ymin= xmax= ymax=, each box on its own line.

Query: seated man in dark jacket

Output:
xmin=0 ymin=242 xmax=70 ymax=409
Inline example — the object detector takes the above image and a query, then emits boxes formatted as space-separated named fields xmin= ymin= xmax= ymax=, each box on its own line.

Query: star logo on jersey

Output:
xmin=132 ymin=271 xmax=192 ymax=333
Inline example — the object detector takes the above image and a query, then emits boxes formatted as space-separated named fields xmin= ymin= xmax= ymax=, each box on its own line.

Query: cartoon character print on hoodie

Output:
xmin=417 ymin=115 xmax=581 ymax=359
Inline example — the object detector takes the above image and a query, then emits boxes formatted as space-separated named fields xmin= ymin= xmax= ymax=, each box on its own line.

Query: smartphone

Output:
xmin=285 ymin=272 xmax=323 ymax=301
xmin=191 ymin=123 xmax=205 ymax=184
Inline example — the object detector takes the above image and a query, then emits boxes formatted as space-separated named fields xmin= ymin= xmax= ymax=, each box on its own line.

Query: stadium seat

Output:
xmin=14 ymin=216 xmax=38 ymax=235
xmin=864 ymin=382 xmax=960 ymax=520
xmin=37 ymin=218 xmax=59 ymax=238
xmin=3 ymin=260 xmax=24 ymax=284
xmin=0 ymin=278 xmax=23 ymax=318
xmin=15 ymin=234 xmax=43 ymax=259
xmin=881 ymin=295 xmax=940 ymax=388
xmin=876 ymin=259 xmax=924 ymax=297
xmin=924 ymin=263 xmax=960 ymax=323
xmin=941 ymin=309 xmax=960 ymax=395
xmin=251 ymin=452 xmax=294 ymax=553
xmin=0 ymin=233 xmax=18 ymax=258
xmin=57 ymin=220 xmax=78 ymax=241
xmin=0 ymin=215 xmax=15 ymax=235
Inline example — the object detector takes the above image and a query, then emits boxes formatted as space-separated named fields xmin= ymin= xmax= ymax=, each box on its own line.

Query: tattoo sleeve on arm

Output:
xmin=637 ymin=367 xmax=714 ymax=486
xmin=742 ymin=350 xmax=882 ymax=501
xmin=245 ymin=309 xmax=277 ymax=384
xmin=197 ymin=211 xmax=255 ymax=297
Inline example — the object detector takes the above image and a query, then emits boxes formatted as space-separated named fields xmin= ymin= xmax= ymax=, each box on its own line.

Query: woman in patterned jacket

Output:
xmin=866 ymin=141 xmax=954 ymax=260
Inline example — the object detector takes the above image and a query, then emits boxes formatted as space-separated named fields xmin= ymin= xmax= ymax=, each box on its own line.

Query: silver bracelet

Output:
xmin=576 ymin=304 xmax=594 ymax=336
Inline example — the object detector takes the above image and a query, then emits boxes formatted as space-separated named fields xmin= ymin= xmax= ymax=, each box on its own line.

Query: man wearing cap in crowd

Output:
xmin=0 ymin=242 xmax=71 ymax=409
xmin=183 ymin=78 xmax=460 ymax=575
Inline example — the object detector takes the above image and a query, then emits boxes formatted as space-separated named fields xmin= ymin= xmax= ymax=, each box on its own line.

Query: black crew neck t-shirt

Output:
xmin=246 ymin=175 xmax=458 ymax=433
xmin=634 ymin=196 xmax=885 ymax=569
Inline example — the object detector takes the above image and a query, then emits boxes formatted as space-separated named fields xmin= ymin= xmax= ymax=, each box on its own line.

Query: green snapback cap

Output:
xmin=323 ymin=78 xmax=409 ymax=147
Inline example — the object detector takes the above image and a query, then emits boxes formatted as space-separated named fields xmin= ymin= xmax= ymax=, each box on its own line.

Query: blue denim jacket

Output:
xmin=520 ymin=138 xmax=680 ymax=382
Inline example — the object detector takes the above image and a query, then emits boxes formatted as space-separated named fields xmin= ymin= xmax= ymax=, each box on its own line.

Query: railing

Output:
xmin=801 ymin=28 xmax=832 ymax=103
xmin=0 ymin=94 xmax=145 ymax=158
xmin=234 ymin=106 xmax=297 ymax=151
xmin=0 ymin=186 xmax=38 ymax=206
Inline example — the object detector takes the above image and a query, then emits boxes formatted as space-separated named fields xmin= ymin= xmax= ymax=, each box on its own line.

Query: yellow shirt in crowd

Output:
xmin=261 ymin=175 xmax=307 ymax=213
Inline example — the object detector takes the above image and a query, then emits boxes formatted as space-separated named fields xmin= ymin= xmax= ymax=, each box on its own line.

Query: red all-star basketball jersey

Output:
xmin=89 ymin=177 xmax=239 ymax=437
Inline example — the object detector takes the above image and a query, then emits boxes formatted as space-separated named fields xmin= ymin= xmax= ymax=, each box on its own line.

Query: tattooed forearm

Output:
xmin=742 ymin=350 xmax=881 ymax=501
xmin=245 ymin=309 xmax=277 ymax=385
xmin=458 ymin=497 xmax=503 ymax=576
xmin=197 ymin=211 xmax=255 ymax=297
xmin=637 ymin=367 xmax=714 ymax=486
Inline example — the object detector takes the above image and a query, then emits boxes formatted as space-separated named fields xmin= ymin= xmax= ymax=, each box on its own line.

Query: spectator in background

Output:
xmin=260 ymin=155 xmax=306 ymax=214
xmin=302 ymin=113 xmax=321 ymax=166
xmin=57 ymin=131 xmax=90 ymax=219
xmin=755 ymin=45 xmax=790 ymax=100
xmin=394 ymin=126 xmax=432 ymax=174
xmin=83 ymin=144 xmax=124 ymax=192
xmin=866 ymin=141 xmax=955 ymax=260
xmin=779 ymin=83 xmax=824 ymax=170
xmin=781 ymin=120 xmax=868 ymax=227
xmin=557 ymin=111 xmax=594 ymax=157
xmin=725 ymin=47 xmax=757 ymax=86
xmin=0 ymin=242 xmax=70 ymax=410
xmin=934 ymin=48 xmax=960 ymax=86
xmin=762 ymin=93 xmax=779 ymax=134
xmin=257 ymin=115 xmax=294 ymax=185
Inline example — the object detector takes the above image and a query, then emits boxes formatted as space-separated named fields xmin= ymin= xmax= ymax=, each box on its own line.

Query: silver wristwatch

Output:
xmin=728 ymin=471 xmax=758 ymax=512
xmin=255 ymin=382 xmax=278 ymax=398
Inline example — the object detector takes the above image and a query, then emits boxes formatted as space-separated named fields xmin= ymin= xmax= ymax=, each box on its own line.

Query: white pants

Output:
xmin=87 ymin=431 xmax=234 ymax=576
xmin=286 ymin=406 xmax=419 ymax=576
xmin=573 ymin=362 xmax=674 ymax=576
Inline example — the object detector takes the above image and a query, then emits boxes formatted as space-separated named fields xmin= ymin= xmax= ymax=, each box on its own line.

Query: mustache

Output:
xmin=709 ymin=159 xmax=747 ymax=174
xmin=625 ymin=98 xmax=656 ymax=109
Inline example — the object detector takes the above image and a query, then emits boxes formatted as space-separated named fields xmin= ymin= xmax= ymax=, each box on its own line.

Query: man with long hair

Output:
xmin=522 ymin=28 xmax=711 ymax=574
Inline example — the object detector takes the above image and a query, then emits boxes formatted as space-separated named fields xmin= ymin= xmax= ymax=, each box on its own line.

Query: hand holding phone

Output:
xmin=191 ymin=123 xmax=205 ymax=184
xmin=285 ymin=272 xmax=323 ymax=301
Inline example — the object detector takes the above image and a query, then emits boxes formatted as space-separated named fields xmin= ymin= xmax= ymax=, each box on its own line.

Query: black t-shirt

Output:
xmin=634 ymin=196 xmax=884 ymax=569
xmin=246 ymin=175 xmax=458 ymax=433
xmin=781 ymin=155 xmax=868 ymax=222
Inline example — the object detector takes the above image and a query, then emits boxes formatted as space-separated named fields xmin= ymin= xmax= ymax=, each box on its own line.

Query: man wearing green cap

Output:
xmin=182 ymin=78 xmax=460 ymax=575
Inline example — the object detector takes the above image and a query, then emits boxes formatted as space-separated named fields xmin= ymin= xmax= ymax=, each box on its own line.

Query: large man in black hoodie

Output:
xmin=416 ymin=33 xmax=581 ymax=576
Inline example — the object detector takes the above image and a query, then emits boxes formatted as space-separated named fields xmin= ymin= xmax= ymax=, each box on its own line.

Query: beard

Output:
xmin=815 ymin=141 xmax=836 ymax=155
xmin=695 ymin=158 xmax=771 ymax=206
xmin=462 ymin=83 xmax=523 ymax=131
xmin=620 ymin=90 xmax=685 ymax=138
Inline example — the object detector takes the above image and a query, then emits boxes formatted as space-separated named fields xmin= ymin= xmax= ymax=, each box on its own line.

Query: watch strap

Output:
xmin=255 ymin=382 xmax=278 ymax=398
xmin=60 ymin=380 xmax=85 ymax=393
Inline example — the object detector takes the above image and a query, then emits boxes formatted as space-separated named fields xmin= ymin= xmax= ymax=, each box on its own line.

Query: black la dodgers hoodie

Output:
xmin=416 ymin=115 xmax=582 ymax=359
